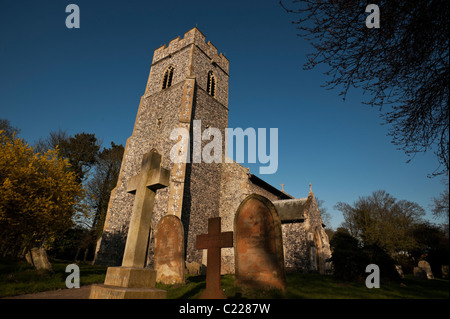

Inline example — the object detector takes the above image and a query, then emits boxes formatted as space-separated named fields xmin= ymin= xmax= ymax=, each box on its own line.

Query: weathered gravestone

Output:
xmin=196 ymin=217 xmax=233 ymax=299
xmin=442 ymin=265 xmax=449 ymax=279
xmin=25 ymin=247 xmax=53 ymax=271
xmin=234 ymin=194 xmax=286 ymax=292
xmin=418 ymin=260 xmax=434 ymax=280
xmin=413 ymin=266 xmax=428 ymax=279
xmin=90 ymin=149 xmax=169 ymax=299
xmin=395 ymin=264 xmax=405 ymax=279
xmin=154 ymin=214 xmax=185 ymax=284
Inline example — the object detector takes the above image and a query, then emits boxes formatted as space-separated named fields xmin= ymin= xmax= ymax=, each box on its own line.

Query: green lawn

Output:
xmin=1 ymin=258 xmax=448 ymax=299
xmin=156 ymin=273 xmax=449 ymax=299
xmin=0 ymin=258 xmax=107 ymax=298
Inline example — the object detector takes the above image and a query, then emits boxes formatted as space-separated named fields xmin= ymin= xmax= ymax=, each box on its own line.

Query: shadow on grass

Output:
xmin=161 ymin=273 xmax=449 ymax=299
xmin=2 ymin=257 xmax=448 ymax=299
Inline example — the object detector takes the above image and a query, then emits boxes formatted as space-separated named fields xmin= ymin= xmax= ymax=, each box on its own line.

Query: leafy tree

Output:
xmin=335 ymin=190 xmax=425 ymax=254
xmin=48 ymin=227 xmax=93 ymax=262
xmin=280 ymin=0 xmax=449 ymax=176
xmin=36 ymin=130 xmax=101 ymax=183
xmin=330 ymin=228 xmax=401 ymax=281
xmin=59 ymin=133 xmax=101 ymax=183
xmin=409 ymin=221 xmax=449 ymax=277
xmin=0 ymin=119 xmax=21 ymax=140
xmin=0 ymin=131 xmax=87 ymax=258
xmin=87 ymin=142 xmax=124 ymax=240
xmin=362 ymin=244 xmax=401 ymax=282
xmin=330 ymin=228 xmax=368 ymax=281
xmin=34 ymin=128 xmax=69 ymax=154
xmin=432 ymin=188 xmax=449 ymax=221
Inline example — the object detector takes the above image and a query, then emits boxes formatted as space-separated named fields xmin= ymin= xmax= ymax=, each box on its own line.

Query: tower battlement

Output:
xmin=152 ymin=27 xmax=229 ymax=74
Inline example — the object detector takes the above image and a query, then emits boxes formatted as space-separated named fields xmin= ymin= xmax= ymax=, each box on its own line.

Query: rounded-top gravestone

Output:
xmin=234 ymin=193 xmax=286 ymax=291
xmin=154 ymin=214 xmax=185 ymax=285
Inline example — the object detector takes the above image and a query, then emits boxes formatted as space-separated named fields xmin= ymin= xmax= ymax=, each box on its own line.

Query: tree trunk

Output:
xmin=83 ymin=247 xmax=89 ymax=262
xmin=74 ymin=247 xmax=81 ymax=262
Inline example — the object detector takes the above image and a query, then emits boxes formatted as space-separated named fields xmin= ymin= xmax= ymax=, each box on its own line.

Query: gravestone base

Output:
xmin=89 ymin=285 xmax=167 ymax=299
xmin=89 ymin=267 xmax=166 ymax=299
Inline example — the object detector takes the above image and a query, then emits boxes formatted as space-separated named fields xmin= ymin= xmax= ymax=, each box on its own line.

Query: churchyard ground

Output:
xmin=0 ymin=258 xmax=106 ymax=298
xmin=1 ymin=258 xmax=447 ymax=299
xmin=159 ymin=273 xmax=449 ymax=299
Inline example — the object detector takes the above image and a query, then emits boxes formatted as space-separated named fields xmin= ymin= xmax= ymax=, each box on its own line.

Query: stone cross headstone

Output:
xmin=196 ymin=217 xmax=233 ymax=299
xmin=234 ymin=193 xmax=286 ymax=291
xmin=154 ymin=214 xmax=185 ymax=284
xmin=122 ymin=150 xmax=171 ymax=268
xmin=90 ymin=149 xmax=169 ymax=299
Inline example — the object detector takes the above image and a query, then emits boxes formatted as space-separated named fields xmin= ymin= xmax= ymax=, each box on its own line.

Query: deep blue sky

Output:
xmin=1 ymin=0 xmax=447 ymax=229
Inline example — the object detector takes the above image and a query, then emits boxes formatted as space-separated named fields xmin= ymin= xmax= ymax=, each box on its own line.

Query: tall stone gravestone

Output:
xmin=154 ymin=214 xmax=185 ymax=284
xmin=25 ymin=247 xmax=53 ymax=271
xmin=234 ymin=194 xmax=286 ymax=291
xmin=90 ymin=149 xmax=169 ymax=299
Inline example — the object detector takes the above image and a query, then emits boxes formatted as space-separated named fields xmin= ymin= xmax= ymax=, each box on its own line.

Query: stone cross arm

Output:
xmin=196 ymin=232 xmax=233 ymax=250
xmin=126 ymin=152 xmax=170 ymax=193
xmin=127 ymin=167 xmax=170 ymax=193
xmin=121 ymin=149 xmax=170 ymax=268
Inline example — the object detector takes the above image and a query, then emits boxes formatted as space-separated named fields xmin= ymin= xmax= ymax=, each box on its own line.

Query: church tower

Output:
xmin=94 ymin=28 xmax=230 ymax=266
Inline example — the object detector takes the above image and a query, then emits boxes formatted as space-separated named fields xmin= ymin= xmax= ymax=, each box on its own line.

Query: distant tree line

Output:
xmin=0 ymin=119 xmax=124 ymax=265
xmin=331 ymin=190 xmax=449 ymax=281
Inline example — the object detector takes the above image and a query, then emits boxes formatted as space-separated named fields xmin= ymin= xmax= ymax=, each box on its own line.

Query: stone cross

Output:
xmin=196 ymin=217 xmax=233 ymax=299
xmin=122 ymin=149 xmax=170 ymax=268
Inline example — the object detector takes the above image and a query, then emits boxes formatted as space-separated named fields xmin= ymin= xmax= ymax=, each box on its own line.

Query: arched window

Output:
xmin=207 ymin=71 xmax=216 ymax=97
xmin=162 ymin=66 xmax=174 ymax=89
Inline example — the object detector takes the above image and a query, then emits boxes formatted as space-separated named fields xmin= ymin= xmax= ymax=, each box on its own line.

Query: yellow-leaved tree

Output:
xmin=0 ymin=130 xmax=88 ymax=262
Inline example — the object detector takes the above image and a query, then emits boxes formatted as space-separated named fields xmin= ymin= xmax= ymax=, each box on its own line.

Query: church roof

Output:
xmin=248 ymin=174 xmax=293 ymax=200
xmin=272 ymin=198 xmax=308 ymax=223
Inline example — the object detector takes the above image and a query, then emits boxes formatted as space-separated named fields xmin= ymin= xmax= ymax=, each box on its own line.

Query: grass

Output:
xmin=1 ymin=258 xmax=448 ymax=299
xmin=0 ymin=258 xmax=107 ymax=298
xmin=284 ymin=273 xmax=449 ymax=299
xmin=156 ymin=273 xmax=449 ymax=299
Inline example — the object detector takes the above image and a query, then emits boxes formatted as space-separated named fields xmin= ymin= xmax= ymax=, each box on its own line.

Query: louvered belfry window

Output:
xmin=162 ymin=66 xmax=174 ymax=89
xmin=207 ymin=71 xmax=216 ymax=97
